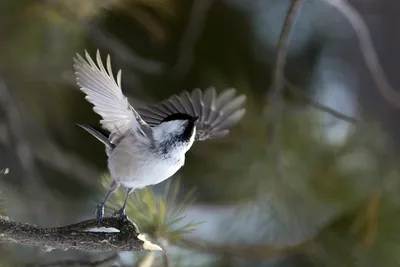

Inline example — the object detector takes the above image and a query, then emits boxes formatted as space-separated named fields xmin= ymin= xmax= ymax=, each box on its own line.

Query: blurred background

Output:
xmin=1 ymin=0 xmax=400 ymax=266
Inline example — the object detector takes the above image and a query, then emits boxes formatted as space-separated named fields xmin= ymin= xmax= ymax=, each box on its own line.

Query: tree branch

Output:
xmin=266 ymin=0 xmax=303 ymax=180
xmin=285 ymin=80 xmax=358 ymax=123
xmin=321 ymin=0 xmax=400 ymax=108
xmin=0 ymin=216 xmax=162 ymax=252
xmin=172 ymin=0 xmax=214 ymax=81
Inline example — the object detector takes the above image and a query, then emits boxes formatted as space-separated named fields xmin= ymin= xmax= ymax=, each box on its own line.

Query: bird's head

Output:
xmin=153 ymin=113 xmax=199 ymax=154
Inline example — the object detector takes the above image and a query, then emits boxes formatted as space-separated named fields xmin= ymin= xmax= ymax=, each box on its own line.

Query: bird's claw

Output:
xmin=112 ymin=208 xmax=127 ymax=220
xmin=95 ymin=203 xmax=105 ymax=225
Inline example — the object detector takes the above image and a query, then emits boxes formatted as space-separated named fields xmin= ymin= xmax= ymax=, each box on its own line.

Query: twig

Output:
xmin=26 ymin=253 xmax=119 ymax=267
xmin=172 ymin=0 xmax=214 ymax=81
xmin=285 ymin=80 xmax=358 ymax=123
xmin=0 ymin=215 xmax=162 ymax=252
xmin=321 ymin=0 xmax=400 ymax=108
xmin=266 ymin=0 xmax=303 ymax=180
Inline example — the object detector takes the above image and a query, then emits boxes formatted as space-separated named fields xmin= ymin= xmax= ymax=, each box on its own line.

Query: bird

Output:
xmin=73 ymin=50 xmax=247 ymax=223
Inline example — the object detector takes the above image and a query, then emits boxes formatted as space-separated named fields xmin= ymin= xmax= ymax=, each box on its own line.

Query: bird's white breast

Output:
xmin=107 ymin=134 xmax=185 ymax=189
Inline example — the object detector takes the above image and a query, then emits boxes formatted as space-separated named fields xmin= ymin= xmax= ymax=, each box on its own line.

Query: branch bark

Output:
xmin=0 ymin=215 xmax=162 ymax=252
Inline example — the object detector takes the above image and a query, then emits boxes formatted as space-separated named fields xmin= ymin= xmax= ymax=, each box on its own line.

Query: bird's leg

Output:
xmin=96 ymin=180 xmax=118 ymax=224
xmin=113 ymin=188 xmax=133 ymax=219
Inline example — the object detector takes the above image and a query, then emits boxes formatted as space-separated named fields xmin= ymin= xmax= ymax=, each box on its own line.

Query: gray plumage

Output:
xmin=73 ymin=50 xmax=246 ymax=222
xmin=137 ymin=87 xmax=247 ymax=141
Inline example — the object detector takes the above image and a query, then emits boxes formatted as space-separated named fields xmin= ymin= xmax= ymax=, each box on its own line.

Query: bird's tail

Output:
xmin=77 ymin=124 xmax=114 ymax=151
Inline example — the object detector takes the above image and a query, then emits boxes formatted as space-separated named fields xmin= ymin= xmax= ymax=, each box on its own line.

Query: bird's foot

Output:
xmin=112 ymin=207 xmax=127 ymax=220
xmin=95 ymin=203 xmax=105 ymax=225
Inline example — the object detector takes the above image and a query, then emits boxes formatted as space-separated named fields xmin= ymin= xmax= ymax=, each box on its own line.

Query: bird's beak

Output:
xmin=192 ymin=116 xmax=200 ymax=122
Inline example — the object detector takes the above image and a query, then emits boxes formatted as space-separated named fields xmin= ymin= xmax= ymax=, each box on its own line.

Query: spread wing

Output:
xmin=137 ymin=87 xmax=246 ymax=141
xmin=73 ymin=50 xmax=152 ymax=144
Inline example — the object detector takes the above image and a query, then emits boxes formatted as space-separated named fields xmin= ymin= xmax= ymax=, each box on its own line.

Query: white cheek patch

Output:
xmin=191 ymin=126 xmax=196 ymax=141
xmin=153 ymin=120 xmax=186 ymax=142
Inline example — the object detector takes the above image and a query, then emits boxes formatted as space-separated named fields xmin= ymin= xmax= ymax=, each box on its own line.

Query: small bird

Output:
xmin=73 ymin=50 xmax=246 ymax=223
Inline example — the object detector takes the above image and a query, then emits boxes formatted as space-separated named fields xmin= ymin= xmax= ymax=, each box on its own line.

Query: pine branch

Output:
xmin=0 ymin=216 xmax=162 ymax=252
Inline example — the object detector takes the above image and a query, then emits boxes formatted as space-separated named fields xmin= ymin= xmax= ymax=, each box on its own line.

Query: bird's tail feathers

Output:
xmin=77 ymin=124 xmax=114 ymax=150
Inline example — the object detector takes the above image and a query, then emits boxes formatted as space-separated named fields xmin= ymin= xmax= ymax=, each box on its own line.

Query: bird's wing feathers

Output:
xmin=137 ymin=87 xmax=246 ymax=141
xmin=73 ymin=50 xmax=152 ymax=144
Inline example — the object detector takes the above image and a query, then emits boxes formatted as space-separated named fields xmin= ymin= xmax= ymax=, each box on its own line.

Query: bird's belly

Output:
xmin=108 ymin=147 xmax=184 ymax=189
xmin=126 ymin=160 xmax=181 ymax=188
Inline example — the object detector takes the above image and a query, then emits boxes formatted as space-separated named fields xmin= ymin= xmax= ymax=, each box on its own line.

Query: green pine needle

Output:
xmin=100 ymin=174 xmax=201 ymax=243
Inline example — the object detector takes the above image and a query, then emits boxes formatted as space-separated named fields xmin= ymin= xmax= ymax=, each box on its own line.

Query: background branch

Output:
xmin=266 ymin=0 xmax=303 ymax=180
xmin=0 ymin=216 xmax=162 ymax=252
xmin=321 ymin=0 xmax=400 ymax=108
xmin=172 ymin=0 xmax=214 ymax=81
xmin=285 ymin=80 xmax=358 ymax=123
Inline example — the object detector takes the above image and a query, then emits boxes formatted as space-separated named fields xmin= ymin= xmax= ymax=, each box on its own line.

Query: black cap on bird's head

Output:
xmin=161 ymin=113 xmax=199 ymax=124
xmin=159 ymin=113 xmax=199 ymax=143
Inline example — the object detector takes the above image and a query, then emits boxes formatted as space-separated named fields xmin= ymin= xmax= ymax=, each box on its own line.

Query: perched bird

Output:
xmin=73 ymin=50 xmax=246 ymax=223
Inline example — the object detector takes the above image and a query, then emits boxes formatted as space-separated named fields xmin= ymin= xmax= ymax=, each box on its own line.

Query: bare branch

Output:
xmin=285 ymin=80 xmax=358 ymax=123
xmin=0 ymin=215 xmax=162 ymax=252
xmin=172 ymin=0 xmax=214 ymax=81
xmin=266 ymin=0 xmax=303 ymax=180
xmin=321 ymin=0 xmax=400 ymax=108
